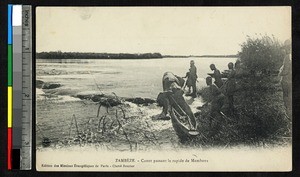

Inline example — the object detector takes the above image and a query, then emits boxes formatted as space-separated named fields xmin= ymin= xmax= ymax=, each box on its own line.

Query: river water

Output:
xmin=36 ymin=57 xmax=237 ymax=149
xmin=36 ymin=57 xmax=237 ymax=100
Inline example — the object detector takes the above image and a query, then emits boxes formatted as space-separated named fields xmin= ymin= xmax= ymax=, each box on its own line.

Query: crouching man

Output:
xmin=205 ymin=76 xmax=225 ymax=129
xmin=156 ymin=72 xmax=185 ymax=120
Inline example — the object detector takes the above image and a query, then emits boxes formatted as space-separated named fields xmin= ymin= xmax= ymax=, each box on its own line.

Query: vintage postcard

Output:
xmin=35 ymin=7 xmax=292 ymax=171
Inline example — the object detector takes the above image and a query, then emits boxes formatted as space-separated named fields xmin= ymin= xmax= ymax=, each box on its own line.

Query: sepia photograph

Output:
xmin=35 ymin=7 xmax=292 ymax=171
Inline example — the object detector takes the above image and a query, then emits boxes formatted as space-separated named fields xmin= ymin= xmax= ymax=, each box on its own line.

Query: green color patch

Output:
xmin=8 ymin=45 xmax=12 ymax=86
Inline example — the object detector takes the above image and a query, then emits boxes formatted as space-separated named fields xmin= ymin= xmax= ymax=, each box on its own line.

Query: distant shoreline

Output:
xmin=36 ymin=52 xmax=163 ymax=59
xmin=163 ymin=55 xmax=238 ymax=58
xmin=36 ymin=52 xmax=237 ymax=59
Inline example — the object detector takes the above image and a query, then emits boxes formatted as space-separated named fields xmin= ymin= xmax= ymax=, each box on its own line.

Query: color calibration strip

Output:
xmin=8 ymin=4 xmax=13 ymax=170
xmin=8 ymin=4 xmax=32 ymax=170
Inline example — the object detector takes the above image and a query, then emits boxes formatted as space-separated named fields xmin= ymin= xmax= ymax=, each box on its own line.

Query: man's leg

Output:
xmin=191 ymin=81 xmax=197 ymax=97
xmin=158 ymin=93 xmax=171 ymax=120
xmin=162 ymin=98 xmax=169 ymax=116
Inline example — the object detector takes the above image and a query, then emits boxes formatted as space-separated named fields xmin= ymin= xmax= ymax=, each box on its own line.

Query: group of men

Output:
xmin=157 ymin=40 xmax=292 ymax=124
xmin=157 ymin=60 xmax=236 ymax=121
xmin=205 ymin=62 xmax=237 ymax=129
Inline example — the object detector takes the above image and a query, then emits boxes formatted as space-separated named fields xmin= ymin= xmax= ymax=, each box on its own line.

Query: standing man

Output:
xmin=279 ymin=39 xmax=292 ymax=114
xmin=189 ymin=60 xmax=198 ymax=98
xmin=226 ymin=62 xmax=236 ymax=115
xmin=209 ymin=64 xmax=223 ymax=88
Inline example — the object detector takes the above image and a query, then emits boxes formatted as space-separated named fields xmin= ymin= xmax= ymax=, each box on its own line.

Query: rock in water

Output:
xmin=76 ymin=93 xmax=156 ymax=107
xmin=36 ymin=80 xmax=44 ymax=89
xmin=42 ymin=83 xmax=61 ymax=89
xmin=76 ymin=93 xmax=103 ymax=101
xmin=91 ymin=94 xmax=105 ymax=102
xmin=42 ymin=137 xmax=51 ymax=147
xmin=144 ymin=98 xmax=156 ymax=105
xmin=87 ymin=94 xmax=122 ymax=107
xmin=125 ymin=97 xmax=156 ymax=105
xmin=98 ymin=97 xmax=122 ymax=107
xmin=125 ymin=97 xmax=144 ymax=104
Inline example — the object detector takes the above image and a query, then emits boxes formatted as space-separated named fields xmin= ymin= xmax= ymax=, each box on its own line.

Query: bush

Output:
xmin=234 ymin=35 xmax=289 ymax=142
xmin=195 ymin=35 xmax=291 ymax=146
xmin=238 ymin=35 xmax=285 ymax=75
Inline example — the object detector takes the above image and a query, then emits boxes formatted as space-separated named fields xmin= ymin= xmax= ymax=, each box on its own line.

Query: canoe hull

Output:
xmin=168 ymin=94 xmax=199 ymax=142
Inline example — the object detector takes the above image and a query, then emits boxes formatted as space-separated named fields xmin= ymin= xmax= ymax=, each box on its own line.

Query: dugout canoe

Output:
xmin=168 ymin=93 xmax=199 ymax=141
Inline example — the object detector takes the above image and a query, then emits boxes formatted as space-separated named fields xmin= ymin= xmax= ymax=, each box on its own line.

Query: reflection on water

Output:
xmin=36 ymin=59 xmax=90 ymax=64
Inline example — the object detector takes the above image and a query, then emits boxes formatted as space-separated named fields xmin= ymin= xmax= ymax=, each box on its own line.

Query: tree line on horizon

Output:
xmin=36 ymin=51 xmax=238 ymax=59
xmin=36 ymin=51 xmax=163 ymax=59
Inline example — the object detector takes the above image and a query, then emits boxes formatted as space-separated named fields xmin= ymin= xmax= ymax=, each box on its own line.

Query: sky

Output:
xmin=36 ymin=7 xmax=291 ymax=55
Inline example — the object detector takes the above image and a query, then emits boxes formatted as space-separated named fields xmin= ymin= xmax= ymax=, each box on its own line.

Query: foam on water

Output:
xmin=36 ymin=88 xmax=81 ymax=102
xmin=125 ymin=101 xmax=173 ymax=131
xmin=123 ymin=95 xmax=204 ymax=132
xmin=36 ymin=88 xmax=45 ymax=101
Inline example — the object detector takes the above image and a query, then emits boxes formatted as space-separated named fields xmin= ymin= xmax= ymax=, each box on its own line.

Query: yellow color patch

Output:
xmin=8 ymin=87 xmax=12 ymax=128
